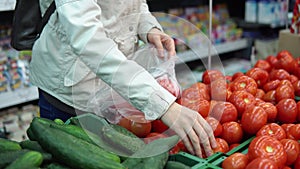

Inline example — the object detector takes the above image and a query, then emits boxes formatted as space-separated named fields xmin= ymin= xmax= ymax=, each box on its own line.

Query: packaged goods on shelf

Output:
xmin=0 ymin=25 xmax=33 ymax=93
xmin=154 ymin=4 xmax=243 ymax=52
xmin=245 ymin=0 xmax=289 ymax=27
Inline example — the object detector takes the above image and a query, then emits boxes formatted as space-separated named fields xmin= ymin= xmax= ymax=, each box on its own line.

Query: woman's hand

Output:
xmin=147 ymin=28 xmax=176 ymax=58
xmin=160 ymin=102 xmax=217 ymax=158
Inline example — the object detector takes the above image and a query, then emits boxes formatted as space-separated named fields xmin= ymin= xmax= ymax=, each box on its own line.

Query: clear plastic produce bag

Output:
xmin=88 ymin=44 xmax=181 ymax=124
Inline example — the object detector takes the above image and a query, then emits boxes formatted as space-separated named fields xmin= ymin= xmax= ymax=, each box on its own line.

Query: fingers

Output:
xmin=147 ymin=28 xmax=176 ymax=58
xmin=176 ymin=129 xmax=195 ymax=155
xmin=198 ymin=115 xmax=218 ymax=149
xmin=192 ymin=121 xmax=214 ymax=157
xmin=161 ymin=103 xmax=216 ymax=158
xmin=161 ymin=35 xmax=176 ymax=58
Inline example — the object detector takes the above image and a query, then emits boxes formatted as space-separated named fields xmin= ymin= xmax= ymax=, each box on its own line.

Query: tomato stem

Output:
xmin=267 ymin=130 xmax=274 ymax=135
xmin=240 ymin=83 xmax=246 ymax=88
xmin=265 ymin=146 xmax=273 ymax=153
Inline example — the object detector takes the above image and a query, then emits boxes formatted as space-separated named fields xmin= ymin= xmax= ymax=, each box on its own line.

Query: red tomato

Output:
xmin=276 ymin=99 xmax=297 ymax=123
xmin=209 ymin=78 xmax=228 ymax=101
xmin=263 ymin=79 xmax=281 ymax=92
xmin=222 ymin=152 xmax=249 ymax=169
xmin=181 ymin=87 xmax=202 ymax=100
xmin=176 ymin=140 xmax=188 ymax=152
xmin=232 ymin=71 xmax=245 ymax=81
xmin=205 ymin=116 xmax=223 ymax=137
xmin=221 ymin=121 xmax=243 ymax=144
xmin=283 ymin=166 xmax=292 ymax=169
xmin=280 ymin=139 xmax=300 ymax=165
xmin=275 ymin=83 xmax=295 ymax=102
xmin=202 ymin=69 xmax=225 ymax=84
xmin=226 ymin=88 xmax=233 ymax=101
xmin=225 ymin=75 xmax=232 ymax=83
xmin=190 ymin=82 xmax=210 ymax=101
xmin=241 ymin=106 xmax=268 ymax=135
xmin=289 ymin=124 xmax=300 ymax=140
xmin=266 ymin=55 xmax=278 ymax=68
xmin=294 ymin=154 xmax=300 ymax=169
xmin=117 ymin=117 xmax=132 ymax=131
xmin=169 ymin=144 xmax=181 ymax=155
xmin=255 ymin=98 xmax=265 ymax=105
xmin=254 ymin=59 xmax=272 ymax=72
xmin=276 ymin=50 xmax=296 ymax=73
xmin=245 ymin=158 xmax=279 ymax=169
xmin=246 ymin=68 xmax=269 ymax=88
xmin=209 ymin=101 xmax=238 ymax=123
xmin=125 ymin=114 xmax=152 ymax=138
xmin=197 ymin=99 xmax=210 ymax=118
xmin=180 ymin=98 xmax=210 ymax=118
xmin=255 ymin=89 xmax=265 ymax=99
xmin=281 ymin=123 xmax=296 ymax=140
xmin=228 ymin=90 xmax=256 ymax=117
xmin=293 ymin=67 xmax=300 ymax=80
xmin=256 ymin=102 xmax=278 ymax=122
xmin=228 ymin=143 xmax=240 ymax=151
xmin=262 ymin=90 xmax=277 ymax=105
xmin=269 ymin=69 xmax=291 ymax=81
xmin=290 ymin=74 xmax=299 ymax=84
xmin=295 ymin=57 xmax=300 ymax=66
xmin=248 ymin=135 xmax=287 ymax=168
xmin=292 ymin=80 xmax=300 ymax=96
xmin=297 ymin=101 xmax=300 ymax=122
xmin=213 ymin=138 xmax=229 ymax=153
xmin=151 ymin=120 xmax=169 ymax=133
xmin=256 ymin=123 xmax=286 ymax=141
xmin=144 ymin=132 xmax=167 ymax=144
xmin=230 ymin=75 xmax=258 ymax=96
xmin=156 ymin=77 xmax=179 ymax=97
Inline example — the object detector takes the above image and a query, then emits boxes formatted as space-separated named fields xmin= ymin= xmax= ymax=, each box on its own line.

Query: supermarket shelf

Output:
xmin=176 ymin=38 xmax=249 ymax=64
xmin=0 ymin=86 xmax=38 ymax=110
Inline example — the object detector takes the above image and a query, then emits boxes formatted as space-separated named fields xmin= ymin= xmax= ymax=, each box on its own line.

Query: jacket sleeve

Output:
xmin=137 ymin=0 xmax=163 ymax=43
xmin=54 ymin=0 xmax=176 ymax=120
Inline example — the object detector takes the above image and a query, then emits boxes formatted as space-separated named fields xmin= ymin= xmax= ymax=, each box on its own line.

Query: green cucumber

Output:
xmin=45 ymin=162 xmax=71 ymax=169
xmin=123 ymin=152 xmax=168 ymax=169
xmin=139 ymin=152 xmax=169 ymax=169
xmin=0 ymin=138 xmax=21 ymax=152
xmin=26 ymin=126 xmax=36 ymax=141
xmin=54 ymin=118 xmax=65 ymax=125
xmin=5 ymin=151 xmax=43 ymax=169
xmin=102 ymin=125 xmax=145 ymax=155
xmin=164 ymin=161 xmax=191 ymax=169
xmin=20 ymin=140 xmax=52 ymax=162
xmin=0 ymin=149 xmax=30 ymax=168
xmin=30 ymin=117 xmax=125 ymax=169
xmin=122 ymin=135 xmax=179 ymax=168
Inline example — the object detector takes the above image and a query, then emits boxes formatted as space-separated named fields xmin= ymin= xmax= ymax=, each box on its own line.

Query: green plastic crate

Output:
xmin=196 ymin=163 xmax=222 ymax=169
xmin=168 ymin=152 xmax=208 ymax=168
xmin=225 ymin=136 xmax=255 ymax=156
xmin=198 ymin=136 xmax=256 ymax=168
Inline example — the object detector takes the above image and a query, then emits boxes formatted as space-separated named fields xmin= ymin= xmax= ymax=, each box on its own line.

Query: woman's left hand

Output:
xmin=147 ymin=28 xmax=176 ymax=58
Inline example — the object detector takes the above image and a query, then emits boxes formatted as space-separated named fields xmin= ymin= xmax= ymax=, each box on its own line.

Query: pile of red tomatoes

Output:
xmin=178 ymin=50 xmax=300 ymax=169
xmin=117 ymin=50 xmax=300 ymax=168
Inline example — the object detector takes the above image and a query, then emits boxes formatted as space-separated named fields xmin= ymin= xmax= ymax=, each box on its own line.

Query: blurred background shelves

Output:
xmin=0 ymin=86 xmax=38 ymax=110
xmin=0 ymin=0 xmax=16 ymax=11
xmin=176 ymin=38 xmax=249 ymax=64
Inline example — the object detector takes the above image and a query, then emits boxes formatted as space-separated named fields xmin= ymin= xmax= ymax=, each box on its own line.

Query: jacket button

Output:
xmin=129 ymin=26 xmax=134 ymax=31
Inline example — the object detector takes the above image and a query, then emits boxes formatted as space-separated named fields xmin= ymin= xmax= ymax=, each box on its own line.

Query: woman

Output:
xmin=29 ymin=0 xmax=216 ymax=158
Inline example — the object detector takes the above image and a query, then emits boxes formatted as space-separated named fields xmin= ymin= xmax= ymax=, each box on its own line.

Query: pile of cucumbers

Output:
xmin=0 ymin=115 xmax=190 ymax=169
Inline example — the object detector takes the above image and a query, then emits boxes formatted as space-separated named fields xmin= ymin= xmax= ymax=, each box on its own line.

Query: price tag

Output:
xmin=0 ymin=0 xmax=16 ymax=11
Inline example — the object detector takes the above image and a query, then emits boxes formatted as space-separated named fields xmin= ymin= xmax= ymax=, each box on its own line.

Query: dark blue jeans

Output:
xmin=38 ymin=90 xmax=75 ymax=122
